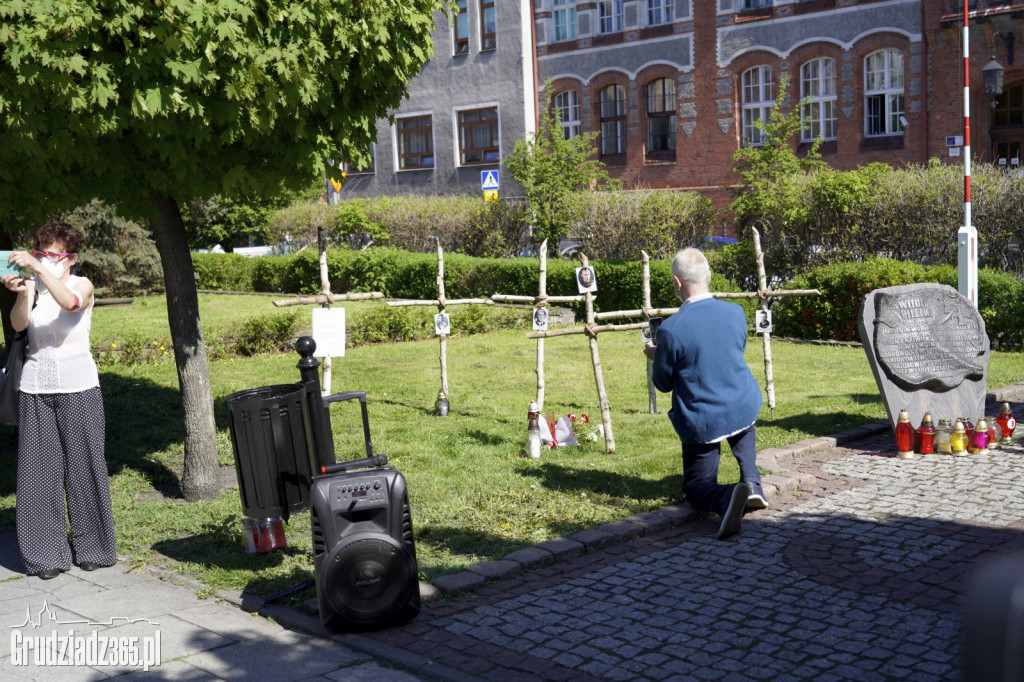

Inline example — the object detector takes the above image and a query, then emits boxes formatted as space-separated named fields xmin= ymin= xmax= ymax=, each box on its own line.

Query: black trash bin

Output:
xmin=225 ymin=384 xmax=318 ymax=520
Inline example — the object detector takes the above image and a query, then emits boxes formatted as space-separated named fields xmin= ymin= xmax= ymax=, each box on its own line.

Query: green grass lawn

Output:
xmin=2 ymin=294 xmax=1022 ymax=602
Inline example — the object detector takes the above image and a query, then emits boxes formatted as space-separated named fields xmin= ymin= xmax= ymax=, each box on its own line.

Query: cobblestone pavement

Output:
xmin=341 ymin=407 xmax=1024 ymax=681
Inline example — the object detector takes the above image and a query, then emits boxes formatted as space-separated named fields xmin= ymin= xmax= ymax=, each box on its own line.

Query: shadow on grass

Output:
xmin=0 ymin=373 xmax=188 ymax=512
xmin=760 ymin=409 xmax=881 ymax=438
xmin=151 ymin=521 xmax=317 ymax=601
xmin=520 ymin=462 xmax=684 ymax=503
xmin=100 ymin=372 xmax=186 ymax=498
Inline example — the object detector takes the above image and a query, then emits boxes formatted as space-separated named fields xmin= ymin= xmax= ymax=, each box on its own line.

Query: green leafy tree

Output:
xmin=730 ymin=75 xmax=826 ymax=231
xmin=183 ymin=175 xmax=323 ymax=252
xmin=62 ymin=200 xmax=164 ymax=297
xmin=505 ymin=82 xmax=619 ymax=251
xmin=0 ymin=0 xmax=449 ymax=500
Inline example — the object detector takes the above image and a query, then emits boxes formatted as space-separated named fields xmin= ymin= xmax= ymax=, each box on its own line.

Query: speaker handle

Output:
xmin=322 ymin=391 xmax=373 ymax=460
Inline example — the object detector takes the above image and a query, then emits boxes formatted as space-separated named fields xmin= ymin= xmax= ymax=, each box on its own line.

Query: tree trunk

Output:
xmin=148 ymin=192 xmax=220 ymax=501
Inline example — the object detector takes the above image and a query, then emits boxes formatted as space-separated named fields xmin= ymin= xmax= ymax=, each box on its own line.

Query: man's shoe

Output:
xmin=717 ymin=482 xmax=750 ymax=540
xmin=747 ymin=493 xmax=769 ymax=510
xmin=77 ymin=562 xmax=103 ymax=572
xmin=38 ymin=568 xmax=62 ymax=580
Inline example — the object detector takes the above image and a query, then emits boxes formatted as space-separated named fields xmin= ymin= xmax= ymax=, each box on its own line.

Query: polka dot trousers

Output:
xmin=16 ymin=387 xmax=117 ymax=574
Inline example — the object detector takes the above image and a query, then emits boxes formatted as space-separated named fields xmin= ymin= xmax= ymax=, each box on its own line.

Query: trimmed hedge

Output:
xmin=192 ymin=248 xmax=751 ymax=318
xmin=772 ymin=258 xmax=1024 ymax=351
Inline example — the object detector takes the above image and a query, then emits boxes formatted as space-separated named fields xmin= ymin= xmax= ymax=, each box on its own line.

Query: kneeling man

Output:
xmin=644 ymin=248 xmax=766 ymax=539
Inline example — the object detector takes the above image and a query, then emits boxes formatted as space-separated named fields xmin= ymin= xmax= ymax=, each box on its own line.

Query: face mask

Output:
xmin=39 ymin=258 xmax=66 ymax=278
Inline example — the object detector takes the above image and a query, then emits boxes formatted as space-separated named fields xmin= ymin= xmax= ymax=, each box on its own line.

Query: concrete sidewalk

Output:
xmin=2 ymin=392 xmax=1023 ymax=680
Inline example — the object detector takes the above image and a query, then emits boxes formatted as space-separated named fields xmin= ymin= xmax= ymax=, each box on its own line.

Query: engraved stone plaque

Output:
xmin=873 ymin=288 xmax=985 ymax=391
xmin=858 ymin=283 xmax=989 ymax=433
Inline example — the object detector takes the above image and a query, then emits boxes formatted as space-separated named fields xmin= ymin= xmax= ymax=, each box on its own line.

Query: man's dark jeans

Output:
xmin=682 ymin=425 xmax=760 ymax=517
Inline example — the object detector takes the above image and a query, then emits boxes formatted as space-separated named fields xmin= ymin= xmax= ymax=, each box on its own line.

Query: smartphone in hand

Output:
xmin=0 ymin=251 xmax=18 ymax=279
xmin=642 ymin=317 xmax=663 ymax=344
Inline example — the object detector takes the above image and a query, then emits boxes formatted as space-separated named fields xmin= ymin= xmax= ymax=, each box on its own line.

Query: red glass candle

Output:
xmin=916 ymin=413 xmax=936 ymax=454
xmin=895 ymin=409 xmax=915 ymax=458
xmin=997 ymin=403 xmax=1016 ymax=444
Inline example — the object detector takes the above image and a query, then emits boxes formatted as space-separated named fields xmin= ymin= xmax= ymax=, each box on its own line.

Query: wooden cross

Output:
xmin=388 ymin=241 xmax=491 ymax=413
xmin=271 ymin=227 xmax=384 ymax=395
xmin=524 ymin=254 xmax=632 ymax=453
xmin=491 ymin=240 xmax=584 ymax=411
xmin=589 ymin=233 xmax=820 ymax=417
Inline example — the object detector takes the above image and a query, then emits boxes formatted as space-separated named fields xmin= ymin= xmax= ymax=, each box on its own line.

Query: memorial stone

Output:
xmin=858 ymin=283 xmax=989 ymax=433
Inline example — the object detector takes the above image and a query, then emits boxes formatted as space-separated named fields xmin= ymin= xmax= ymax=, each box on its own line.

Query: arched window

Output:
xmin=647 ymin=78 xmax=676 ymax=158
xmin=741 ymin=65 xmax=773 ymax=146
xmin=864 ymin=49 xmax=904 ymax=136
xmin=554 ymin=91 xmax=581 ymax=140
xmin=599 ymin=85 xmax=627 ymax=156
xmin=800 ymin=58 xmax=837 ymax=142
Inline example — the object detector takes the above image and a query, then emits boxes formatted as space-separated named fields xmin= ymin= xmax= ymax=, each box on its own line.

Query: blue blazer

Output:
xmin=651 ymin=297 xmax=762 ymax=443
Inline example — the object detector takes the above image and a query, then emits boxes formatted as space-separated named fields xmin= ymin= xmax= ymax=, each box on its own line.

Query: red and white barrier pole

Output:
xmin=958 ymin=0 xmax=978 ymax=307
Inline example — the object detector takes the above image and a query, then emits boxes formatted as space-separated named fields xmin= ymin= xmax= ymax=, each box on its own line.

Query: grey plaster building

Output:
xmin=330 ymin=1 xmax=537 ymax=201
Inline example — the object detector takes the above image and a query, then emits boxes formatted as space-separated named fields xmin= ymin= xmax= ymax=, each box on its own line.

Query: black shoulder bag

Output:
xmin=0 ymin=328 xmax=27 ymax=425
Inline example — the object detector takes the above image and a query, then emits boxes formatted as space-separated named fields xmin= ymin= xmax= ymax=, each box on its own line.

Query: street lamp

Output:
xmin=982 ymin=56 xmax=1006 ymax=100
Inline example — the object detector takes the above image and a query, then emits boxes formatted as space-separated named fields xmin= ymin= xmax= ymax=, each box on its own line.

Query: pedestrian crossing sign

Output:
xmin=481 ymin=170 xmax=499 ymax=191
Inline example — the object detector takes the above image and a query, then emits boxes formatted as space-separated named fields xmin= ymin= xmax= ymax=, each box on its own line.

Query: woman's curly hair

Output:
xmin=32 ymin=221 xmax=85 ymax=254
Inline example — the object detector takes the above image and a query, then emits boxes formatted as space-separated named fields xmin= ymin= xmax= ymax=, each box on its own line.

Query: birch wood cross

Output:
xmin=491 ymin=239 xmax=584 ymax=411
xmin=271 ymin=227 xmax=384 ymax=395
xmin=525 ymin=254 xmax=623 ymax=453
xmin=591 ymin=239 xmax=820 ymax=417
xmin=388 ymin=240 xmax=491 ymax=413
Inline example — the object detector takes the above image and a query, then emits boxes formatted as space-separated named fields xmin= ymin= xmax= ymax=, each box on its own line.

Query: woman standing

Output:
xmin=2 ymin=221 xmax=116 ymax=579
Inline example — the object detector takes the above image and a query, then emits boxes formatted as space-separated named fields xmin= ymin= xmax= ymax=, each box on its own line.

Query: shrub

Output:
xmin=191 ymin=253 xmax=256 ymax=292
xmin=772 ymin=258 xmax=1024 ymax=350
xmin=754 ymin=161 xmax=1024 ymax=281
xmin=191 ymin=248 xmax=754 ymax=322
xmin=61 ymin=200 xmax=164 ymax=297
xmin=566 ymin=190 xmax=718 ymax=260
xmin=230 ymin=310 xmax=300 ymax=356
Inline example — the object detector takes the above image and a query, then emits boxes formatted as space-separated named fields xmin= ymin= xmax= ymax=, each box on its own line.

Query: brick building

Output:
xmin=337 ymin=1 xmax=1022 ymax=227
xmin=536 ymin=0 xmax=1022 ymax=217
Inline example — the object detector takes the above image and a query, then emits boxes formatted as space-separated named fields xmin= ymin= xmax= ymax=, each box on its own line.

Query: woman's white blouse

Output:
xmin=20 ymin=275 xmax=100 ymax=394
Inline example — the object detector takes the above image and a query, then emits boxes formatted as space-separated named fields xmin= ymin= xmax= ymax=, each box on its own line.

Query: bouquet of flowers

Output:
xmin=569 ymin=413 xmax=600 ymax=443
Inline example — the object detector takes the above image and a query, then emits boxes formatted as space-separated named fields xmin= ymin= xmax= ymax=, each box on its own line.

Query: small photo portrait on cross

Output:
xmin=533 ymin=307 xmax=549 ymax=332
xmin=576 ymin=266 xmax=597 ymax=294
xmin=434 ymin=312 xmax=451 ymax=337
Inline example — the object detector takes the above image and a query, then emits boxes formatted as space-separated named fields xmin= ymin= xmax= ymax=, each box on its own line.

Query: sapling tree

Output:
xmin=505 ymin=82 xmax=619 ymax=253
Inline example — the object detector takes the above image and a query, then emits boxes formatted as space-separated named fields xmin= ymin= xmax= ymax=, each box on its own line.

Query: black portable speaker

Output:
xmin=311 ymin=466 xmax=420 ymax=630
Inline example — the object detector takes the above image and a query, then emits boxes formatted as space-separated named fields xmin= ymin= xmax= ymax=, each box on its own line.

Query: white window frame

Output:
xmin=598 ymin=0 xmax=623 ymax=34
xmin=741 ymin=65 xmax=774 ymax=147
xmin=742 ymin=0 xmax=771 ymax=9
xmin=553 ymin=0 xmax=577 ymax=42
xmin=454 ymin=102 xmax=501 ymax=167
xmin=554 ymin=91 xmax=581 ymax=140
xmin=648 ymin=0 xmax=674 ymax=26
xmin=864 ymin=49 xmax=904 ymax=137
xmin=800 ymin=57 xmax=837 ymax=142
xmin=393 ymin=112 xmax=435 ymax=171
